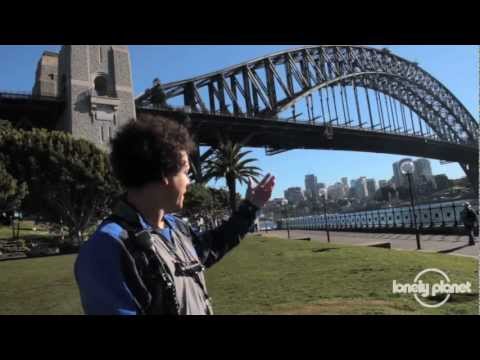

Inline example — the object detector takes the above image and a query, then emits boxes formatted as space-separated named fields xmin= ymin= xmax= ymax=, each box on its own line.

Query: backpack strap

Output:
xmin=105 ymin=215 xmax=181 ymax=315
xmin=168 ymin=216 xmax=213 ymax=314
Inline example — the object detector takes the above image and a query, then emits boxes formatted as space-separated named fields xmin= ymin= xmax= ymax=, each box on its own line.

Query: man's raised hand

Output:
xmin=246 ymin=173 xmax=276 ymax=209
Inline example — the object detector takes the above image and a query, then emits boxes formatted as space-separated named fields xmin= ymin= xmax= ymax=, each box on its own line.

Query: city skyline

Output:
xmin=0 ymin=45 xmax=476 ymax=199
xmin=279 ymin=157 xmax=450 ymax=202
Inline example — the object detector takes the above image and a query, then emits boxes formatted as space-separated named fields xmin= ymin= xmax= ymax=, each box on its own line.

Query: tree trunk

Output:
xmin=226 ymin=173 xmax=237 ymax=213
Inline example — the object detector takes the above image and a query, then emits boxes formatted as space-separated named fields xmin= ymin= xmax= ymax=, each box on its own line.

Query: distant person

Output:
xmin=74 ymin=115 xmax=275 ymax=315
xmin=460 ymin=202 xmax=478 ymax=246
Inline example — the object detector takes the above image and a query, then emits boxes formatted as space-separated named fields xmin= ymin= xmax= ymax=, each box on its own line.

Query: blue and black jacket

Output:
xmin=74 ymin=198 xmax=258 ymax=315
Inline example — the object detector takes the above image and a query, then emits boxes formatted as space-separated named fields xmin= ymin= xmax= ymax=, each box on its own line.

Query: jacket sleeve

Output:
xmin=191 ymin=200 xmax=259 ymax=268
xmin=74 ymin=232 xmax=140 ymax=315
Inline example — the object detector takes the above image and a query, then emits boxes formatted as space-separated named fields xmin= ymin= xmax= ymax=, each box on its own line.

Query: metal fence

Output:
xmin=278 ymin=200 xmax=478 ymax=232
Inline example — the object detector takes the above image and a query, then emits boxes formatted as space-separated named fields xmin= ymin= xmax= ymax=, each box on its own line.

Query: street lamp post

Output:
xmin=400 ymin=159 xmax=421 ymax=250
xmin=321 ymin=192 xmax=330 ymax=243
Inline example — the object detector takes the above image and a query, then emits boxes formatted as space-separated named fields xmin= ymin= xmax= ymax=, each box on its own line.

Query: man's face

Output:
xmin=164 ymin=151 xmax=191 ymax=212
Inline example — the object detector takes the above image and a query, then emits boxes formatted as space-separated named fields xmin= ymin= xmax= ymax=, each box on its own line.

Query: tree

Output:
xmin=0 ymin=127 xmax=123 ymax=245
xmin=0 ymin=160 xmax=28 ymax=215
xmin=181 ymin=184 xmax=235 ymax=230
xmin=0 ymin=119 xmax=12 ymax=129
xmin=203 ymin=137 xmax=262 ymax=212
xmin=182 ymin=183 xmax=214 ymax=224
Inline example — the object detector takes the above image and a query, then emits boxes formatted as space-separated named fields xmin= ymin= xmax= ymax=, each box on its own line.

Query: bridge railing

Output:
xmin=278 ymin=200 xmax=478 ymax=234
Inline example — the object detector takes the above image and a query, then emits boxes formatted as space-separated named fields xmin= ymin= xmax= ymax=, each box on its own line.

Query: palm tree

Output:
xmin=203 ymin=137 xmax=262 ymax=212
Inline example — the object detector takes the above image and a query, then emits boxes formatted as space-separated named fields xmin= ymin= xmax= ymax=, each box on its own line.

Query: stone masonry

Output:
xmin=32 ymin=45 xmax=137 ymax=150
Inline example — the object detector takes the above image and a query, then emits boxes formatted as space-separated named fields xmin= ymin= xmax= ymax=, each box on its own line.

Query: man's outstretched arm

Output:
xmin=192 ymin=174 xmax=275 ymax=268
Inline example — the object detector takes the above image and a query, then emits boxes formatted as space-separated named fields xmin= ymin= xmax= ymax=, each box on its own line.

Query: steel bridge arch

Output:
xmin=136 ymin=45 xmax=478 ymax=146
xmin=274 ymin=72 xmax=463 ymax=143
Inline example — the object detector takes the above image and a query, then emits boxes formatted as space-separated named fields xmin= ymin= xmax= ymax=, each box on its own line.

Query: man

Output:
xmin=74 ymin=115 xmax=275 ymax=315
xmin=460 ymin=202 xmax=478 ymax=246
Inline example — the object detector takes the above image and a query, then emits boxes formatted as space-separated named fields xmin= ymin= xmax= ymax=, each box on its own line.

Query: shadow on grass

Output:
xmin=437 ymin=244 xmax=474 ymax=254
xmin=425 ymin=293 xmax=478 ymax=304
xmin=312 ymin=248 xmax=339 ymax=253
xmin=448 ymin=293 xmax=479 ymax=304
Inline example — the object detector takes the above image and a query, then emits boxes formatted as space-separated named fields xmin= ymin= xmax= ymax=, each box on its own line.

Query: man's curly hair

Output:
xmin=110 ymin=113 xmax=196 ymax=189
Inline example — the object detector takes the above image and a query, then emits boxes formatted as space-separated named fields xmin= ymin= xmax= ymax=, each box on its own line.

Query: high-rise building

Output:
xmin=316 ymin=182 xmax=326 ymax=199
xmin=327 ymin=182 xmax=346 ymax=201
xmin=366 ymin=178 xmax=378 ymax=199
xmin=284 ymin=187 xmax=305 ymax=205
xmin=341 ymin=177 xmax=349 ymax=190
xmin=354 ymin=177 xmax=369 ymax=199
xmin=393 ymin=159 xmax=412 ymax=188
xmin=379 ymin=180 xmax=388 ymax=188
xmin=305 ymin=174 xmax=318 ymax=199
xmin=414 ymin=158 xmax=437 ymax=189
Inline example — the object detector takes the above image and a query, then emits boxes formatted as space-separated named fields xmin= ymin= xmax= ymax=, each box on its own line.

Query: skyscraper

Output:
xmin=414 ymin=158 xmax=437 ymax=188
xmin=393 ymin=159 xmax=412 ymax=188
xmin=305 ymin=174 xmax=318 ymax=199
xmin=366 ymin=179 xmax=378 ymax=199
xmin=357 ymin=177 xmax=369 ymax=199
xmin=284 ymin=187 xmax=305 ymax=205
xmin=327 ymin=182 xmax=346 ymax=201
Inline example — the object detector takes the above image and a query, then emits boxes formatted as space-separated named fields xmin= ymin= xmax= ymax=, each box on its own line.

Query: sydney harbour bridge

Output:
xmin=135 ymin=46 xmax=479 ymax=194
xmin=1 ymin=45 xmax=479 ymax=194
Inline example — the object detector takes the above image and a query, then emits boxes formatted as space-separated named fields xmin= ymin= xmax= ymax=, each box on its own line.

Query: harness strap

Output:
xmin=105 ymin=215 xmax=180 ymax=315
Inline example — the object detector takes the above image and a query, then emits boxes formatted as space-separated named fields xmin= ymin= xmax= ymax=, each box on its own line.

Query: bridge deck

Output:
xmin=137 ymin=107 xmax=478 ymax=164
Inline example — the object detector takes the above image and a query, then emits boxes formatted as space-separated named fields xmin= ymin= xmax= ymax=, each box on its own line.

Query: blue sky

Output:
xmin=0 ymin=45 xmax=477 ymax=198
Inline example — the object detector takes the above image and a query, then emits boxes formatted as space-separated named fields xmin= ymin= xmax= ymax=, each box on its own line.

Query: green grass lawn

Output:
xmin=0 ymin=223 xmax=50 ymax=241
xmin=0 ymin=235 xmax=477 ymax=315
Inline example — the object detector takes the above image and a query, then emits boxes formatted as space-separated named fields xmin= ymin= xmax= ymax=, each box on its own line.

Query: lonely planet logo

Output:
xmin=392 ymin=268 xmax=472 ymax=308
